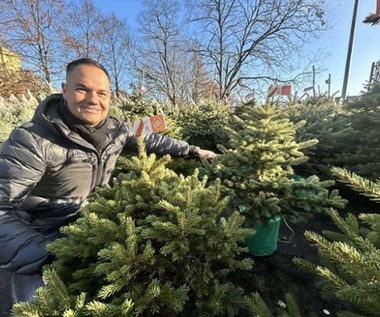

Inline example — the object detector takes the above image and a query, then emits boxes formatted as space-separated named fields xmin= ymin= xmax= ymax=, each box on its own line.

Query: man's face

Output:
xmin=62 ymin=64 xmax=111 ymax=126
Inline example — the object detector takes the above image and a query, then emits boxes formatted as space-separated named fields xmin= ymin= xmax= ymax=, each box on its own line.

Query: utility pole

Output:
xmin=312 ymin=65 xmax=316 ymax=98
xmin=369 ymin=62 xmax=375 ymax=92
xmin=326 ymin=73 xmax=331 ymax=98
xmin=342 ymin=0 xmax=359 ymax=100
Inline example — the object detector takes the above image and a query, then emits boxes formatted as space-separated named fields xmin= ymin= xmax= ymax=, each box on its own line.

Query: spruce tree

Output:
xmin=0 ymin=92 xmax=38 ymax=142
xmin=281 ymin=85 xmax=380 ymax=181
xmin=278 ymin=87 xmax=380 ymax=181
xmin=168 ymin=101 xmax=233 ymax=177
xmin=174 ymin=102 xmax=232 ymax=152
xmin=329 ymin=86 xmax=380 ymax=180
xmin=117 ymin=88 xmax=155 ymax=119
xmin=294 ymin=167 xmax=380 ymax=316
xmin=110 ymin=90 xmax=192 ymax=176
xmin=204 ymin=104 xmax=346 ymax=225
xmin=284 ymin=101 xmax=350 ymax=179
xmin=12 ymin=139 xmax=253 ymax=317
xmin=110 ymin=88 xmax=182 ymax=140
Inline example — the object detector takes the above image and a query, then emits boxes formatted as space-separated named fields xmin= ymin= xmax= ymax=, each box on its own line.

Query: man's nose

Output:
xmin=86 ymin=91 xmax=99 ymax=103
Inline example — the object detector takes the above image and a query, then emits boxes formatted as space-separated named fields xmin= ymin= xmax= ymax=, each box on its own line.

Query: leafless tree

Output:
xmin=185 ymin=0 xmax=328 ymax=100
xmin=100 ymin=14 xmax=132 ymax=97
xmin=187 ymin=49 xmax=220 ymax=103
xmin=0 ymin=0 xmax=66 ymax=84
xmin=60 ymin=0 xmax=107 ymax=62
xmin=0 ymin=64 xmax=51 ymax=98
xmin=133 ymin=0 xmax=196 ymax=108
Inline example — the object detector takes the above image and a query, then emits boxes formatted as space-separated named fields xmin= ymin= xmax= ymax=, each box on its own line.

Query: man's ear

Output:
xmin=61 ymin=82 xmax=67 ymax=96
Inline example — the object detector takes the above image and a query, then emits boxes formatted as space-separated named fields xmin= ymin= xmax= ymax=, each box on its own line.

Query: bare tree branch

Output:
xmin=0 ymin=0 xmax=66 ymax=83
xmin=185 ymin=0 xmax=328 ymax=100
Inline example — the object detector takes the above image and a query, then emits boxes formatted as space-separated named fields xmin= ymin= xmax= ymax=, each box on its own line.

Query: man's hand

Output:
xmin=198 ymin=149 xmax=217 ymax=161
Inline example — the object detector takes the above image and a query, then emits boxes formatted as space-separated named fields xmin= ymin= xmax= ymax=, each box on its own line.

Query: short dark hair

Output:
xmin=66 ymin=58 xmax=110 ymax=81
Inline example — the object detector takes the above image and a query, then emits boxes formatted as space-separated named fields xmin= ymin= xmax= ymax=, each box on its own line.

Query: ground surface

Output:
xmin=236 ymin=185 xmax=380 ymax=316
xmin=238 ymin=212 xmax=340 ymax=316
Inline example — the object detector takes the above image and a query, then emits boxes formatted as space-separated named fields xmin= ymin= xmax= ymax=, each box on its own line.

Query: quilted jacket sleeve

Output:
xmin=0 ymin=126 xmax=52 ymax=274
xmin=122 ymin=122 xmax=196 ymax=156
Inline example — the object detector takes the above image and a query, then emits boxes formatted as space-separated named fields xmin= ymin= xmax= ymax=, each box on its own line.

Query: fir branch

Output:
xmin=331 ymin=167 xmax=380 ymax=202
xmin=244 ymin=292 xmax=273 ymax=317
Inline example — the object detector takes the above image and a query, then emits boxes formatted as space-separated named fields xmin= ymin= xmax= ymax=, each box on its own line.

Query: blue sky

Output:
xmin=93 ymin=0 xmax=380 ymax=97
xmin=317 ymin=1 xmax=380 ymax=96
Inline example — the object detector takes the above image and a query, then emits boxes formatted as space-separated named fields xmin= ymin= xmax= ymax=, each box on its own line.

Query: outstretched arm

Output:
xmin=123 ymin=124 xmax=217 ymax=160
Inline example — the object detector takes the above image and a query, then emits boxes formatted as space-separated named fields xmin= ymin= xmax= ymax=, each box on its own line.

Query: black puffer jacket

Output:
xmin=0 ymin=94 xmax=193 ymax=275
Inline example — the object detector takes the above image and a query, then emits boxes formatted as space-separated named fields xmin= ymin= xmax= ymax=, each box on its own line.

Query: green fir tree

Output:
xmin=116 ymin=88 xmax=155 ymax=119
xmin=0 ymin=92 xmax=38 ymax=142
xmin=284 ymin=101 xmax=350 ymax=179
xmin=204 ymin=104 xmax=346 ymax=225
xmin=174 ymin=102 xmax=232 ymax=153
xmin=329 ymin=88 xmax=380 ymax=180
xmin=275 ymin=87 xmax=380 ymax=181
xmin=168 ymin=101 xmax=233 ymax=176
xmin=110 ymin=91 xmax=191 ymax=176
xmin=13 ymin=139 xmax=253 ymax=317
xmin=294 ymin=167 xmax=380 ymax=316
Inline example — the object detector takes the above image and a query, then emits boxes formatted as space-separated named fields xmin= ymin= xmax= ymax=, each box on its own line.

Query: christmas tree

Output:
xmin=174 ymin=102 xmax=232 ymax=152
xmin=110 ymin=89 xmax=193 ymax=176
xmin=204 ymin=104 xmax=346 ymax=225
xmin=294 ymin=167 xmax=380 ymax=316
xmin=13 ymin=139 xmax=253 ymax=316
xmin=284 ymin=101 xmax=350 ymax=179
xmin=330 ymin=84 xmax=380 ymax=180
xmin=0 ymin=92 xmax=38 ymax=143
xmin=288 ymin=84 xmax=380 ymax=181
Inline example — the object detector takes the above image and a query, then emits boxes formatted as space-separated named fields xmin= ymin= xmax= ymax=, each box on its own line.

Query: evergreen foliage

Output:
xmin=328 ymin=88 xmax=380 ymax=180
xmin=174 ymin=102 xmax=232 ymax=152
xmin=0 ymin=92 xmax=39 ymax=142
xmin=13 ymin=139 xmax=253 ymax=316
xmin=364 ymin=82 xmax=380 ymax=96
xmin=112 ymin=89 xmax=156 ymax=120
xmin=12 ymin=269 xmax=89 ymax=317
xmin=110 ymin=90 xmax=196 ymax=176
xmin=204 ymin=104 xmax=346 ymax=225
xmin=284 ymin=87 xmax=380 ymax=181
xmin=294 ymin=167 xmax=380 ymax=316
xmin=243 ymin=292 xmax=319 ymax=317
xmin=330 ymin=167 xmax=380 ymax=203
xmin=281 ymin=87 xmax=380 ymax=181
xmin=110 ymin=89 xmax=182 ymax=140
xmin=109 ymin=91 xmax=177 ymax=137
xmin=166 ymin=101 xmax=233 ymax=176
xmin=284 ymin=101 xmax=350 ymax=179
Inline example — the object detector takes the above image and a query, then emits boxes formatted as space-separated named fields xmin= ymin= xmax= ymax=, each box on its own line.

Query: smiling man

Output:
xmin=62 ymin=61 xmax=111 ymax=126
xmin=0 ymin=58 xmax=216 ymax=315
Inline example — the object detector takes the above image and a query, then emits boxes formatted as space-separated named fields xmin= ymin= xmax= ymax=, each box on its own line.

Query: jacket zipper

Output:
xmin=54 ymin=121 xmax=124 ymax=190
